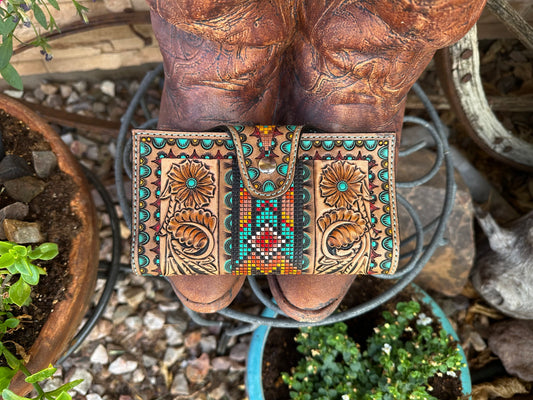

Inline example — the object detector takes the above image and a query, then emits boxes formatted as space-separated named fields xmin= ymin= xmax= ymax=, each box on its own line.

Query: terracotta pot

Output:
xmin=0 ymin=94 xmax=99 ymax=395
xmin=246 ymin=284 xmax=472 ymax=400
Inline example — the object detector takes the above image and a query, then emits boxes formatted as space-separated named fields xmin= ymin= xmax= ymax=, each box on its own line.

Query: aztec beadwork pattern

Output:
xmin=132 ymin=125 xmax=398 ymax=276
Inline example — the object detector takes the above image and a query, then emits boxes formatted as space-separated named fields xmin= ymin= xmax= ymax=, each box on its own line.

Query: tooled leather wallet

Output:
xmin=131 ymin=125 xmax=399 ymax=276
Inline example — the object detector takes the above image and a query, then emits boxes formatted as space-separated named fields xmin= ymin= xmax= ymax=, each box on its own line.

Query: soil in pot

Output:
xmin=0 ymin=109 xmax=80 ymax=364
xmin=262 ymin=276 xmax=463 ymax=400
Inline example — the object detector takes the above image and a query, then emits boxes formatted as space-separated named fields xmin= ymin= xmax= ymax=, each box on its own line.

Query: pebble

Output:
xmin=4 ymin=90 xmax=24 ymax=99
xmin=170 ymin=373 xmax=189 ymax=395
xmin=0 ymin=203 xmax=29 ymax=237
xmin=229 ymin=342 xmax=248 ymax=363
xmin=61 ymin=133 xmax=74 ymax=146
xmin=200 ymin=335 xmax=218 ymax=354
xmin=119 ymin=286 xmax=146 ymax=309
xmin=72 ymin=80 xmax=87 ymax=93
xmin=209 ymin=384 xmax=227 ymax=400
xmin=112 ymin=304 xmax=133 ymax=324
xmin=132 ymin=369 xmax=145 ymax=383
xmin=211 ymin=356 xmax=232 ymax=371
xmin=0 ymin=155 xmax=33 ymax=183
xmin=59 ymin=84 xmax=73 ymax=98
xmin=124 ymin=315 xmax=142 ymax=331
xmin=87 ymin=319 xmax=113 ymax=341
xmin=90 ymin=344 xmax=109 ymax=365
xmin=163 ymin=347 xmax=185 ymax=366
xmin=165 ymin=325 xmax=184 ymax=346
xmin=185 ymin=330 xmax=202 ymax=349
xmin=46 ymin=94 xmax=63 ymax=108
xmin=40 ymin=83 xmax=58 ymax=96
xmin=66 ymin=91 xmax=80 ymax=105
xmin=108 ymin=357 xmax=138 ymax=375
xmin=70 ymin=140 xmax=88 ymax=158
xmin=143 ymin=310 xmax=166 ymax=330
xmin=32 ymin=151 xmax=57 ymax=178
xmin=86 ymin=394 xmax=103 ymax=400
xmin=142 ymin=355 xmax=158 ymax=368
xmin=4 ymin=176 xmax=46 ymax=203
xmin=158 ymin=302 xmax=180 ymax=313
xmin=185 ymin=353 xmax=210 ymax=384
xmin=100 ymin=80 xmax=116 ymax=97
xmin=93 ymin=102 xmax=106 ymax=114
xmin=3 ymin=220 xmax=44 ymax=244
xmin=70 ymin=369 xmax=93 ymax=395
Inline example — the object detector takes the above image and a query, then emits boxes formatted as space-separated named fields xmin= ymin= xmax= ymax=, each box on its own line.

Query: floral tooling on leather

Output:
xmin=131 ymin=125 xmax=399 ymax=276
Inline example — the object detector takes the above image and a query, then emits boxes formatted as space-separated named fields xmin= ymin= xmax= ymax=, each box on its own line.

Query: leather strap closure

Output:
xmin=227 ymin=125 xmax=303 ymax=200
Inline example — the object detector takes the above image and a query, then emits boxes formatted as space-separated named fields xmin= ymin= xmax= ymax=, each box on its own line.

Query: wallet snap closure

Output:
xmin=227 ymin=125 xmax=303 ymax=199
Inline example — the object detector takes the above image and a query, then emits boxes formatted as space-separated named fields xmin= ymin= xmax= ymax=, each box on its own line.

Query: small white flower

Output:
xmin=382 ymin=343 xmax=392 ymax=356
xmin=416 ymin=313 xmax=432 ymax=326
xmin=446 ymin=371 xmax=457 ymax=377
xmin=342 ymin=395 xmax=350 ymax=400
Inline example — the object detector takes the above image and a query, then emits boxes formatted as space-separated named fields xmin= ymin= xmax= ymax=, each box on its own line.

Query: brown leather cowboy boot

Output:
xmin=269 ymin=0 xmax=486 ymax=322
xmin=147 ymin=0 xmax=294 ymax=312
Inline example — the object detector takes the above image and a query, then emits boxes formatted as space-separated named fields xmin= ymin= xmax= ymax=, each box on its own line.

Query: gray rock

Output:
xmin=142 ymin=355 xmax=157 ymax=368
xmin=59 ymin=84 xmax=73 ymax=99
xmin=70 ymin=369 xmax=93 ymax=395
xmin=3 ymin=220 xmax=44 ymax=244
xmin=170 ymin=373 xmax=189 ymax=396
xmin=211 ymin=356 xmax=232 ymax=371
xmin=119 ymin=286 xmax=145 ymax=309
xmin=86 ymin=394 xmax=103 ymax=400
xmin=72 ymin=80 xmax=87 ymax=93
xmin=4 ymin=176 xmax=46 ymax=203
xmin=488 ymin=320 xmax=533 ymax=381
xmin=143 ymin=310 xmax=165 ymax=330
xmin=112 ymin=304 xmax=133 ymax=325
xmin=66 ymin=91 xmax=80 ymax=105
xmin=61 ymin=133 xmax=74 ymax=146
xmin=45 ymin=94 xmax=62 ymax=108
xmin=70 ymin=140 xmax=88 ymax=158
xmin=229 ymin=342 xmax=248 ymax=363
xmin=163 ymin=347 xmax=185 ymax=366
xmin=108 ymin=357 xmax=138 ymax=375
xmin=200 ymin=335 xmax=217 ymax=354
xmin=0 ymin=202 xmax=29 ymax=239
xmin=40 ymin=83 xmax=58 ymax=96
xmin=209 ymin=384 xmax=227 ymax=400
xmin=165 ymin=325 xmax=184 ymax=346
xmin=0 ymin=155 xmax=33 ymax=183
xmin=33 ymin=88 xmax=46 ymax=102
xmin=124 ymin=315 xmax=142 ymax=331
xmin=100 ymin=80 xmax=116 ymax=97
xmin=32 ymin=151 xmax=57 ymax=178
xmin=90 ymin=344 xmax=109 ymax=365
xmin=471 ymin=210 xmax=533 ymax=319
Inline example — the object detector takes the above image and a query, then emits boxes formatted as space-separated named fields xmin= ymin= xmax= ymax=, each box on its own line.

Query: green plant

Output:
xmin=0 ymin=241 xmax=81 ymax=399
xmin=0 ymin=0 xmax=88 ymax=90
xmin=281 ymin=301 xmax=465 ymax=400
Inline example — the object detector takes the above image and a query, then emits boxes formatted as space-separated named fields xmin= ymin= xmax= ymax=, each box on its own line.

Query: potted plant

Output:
xmin=0 ymin=94 xmax=99 ymax=396
xmin=246 ymin=280 xmax=471 ymax=400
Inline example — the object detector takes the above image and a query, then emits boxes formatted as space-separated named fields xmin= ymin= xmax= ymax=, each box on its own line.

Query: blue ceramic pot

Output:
xmin=246 ymin=285 xmax=471 ymax=400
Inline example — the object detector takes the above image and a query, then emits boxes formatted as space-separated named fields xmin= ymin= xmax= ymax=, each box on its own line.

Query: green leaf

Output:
xmin=47 ymin=0 xmax=60 ymax=10
xmin=1 ymin=389 xmax=31 ymax=400
xmin=0 ymin=64 xmax=23 ymax=91
xmin=12 ymin=246 xmax=27 ymax=258
xmin=0 ymin=242 xmax=14 ymax=254
xmin=0 ymin=253 xmax=15 ymax=269
xmin=0 ymin=367 xmax=16 ymax=392
xmin=32 ymin=3 xmax=47 ymax=29
xmin=0 ymin=36 xmax=13 ymax=71
xmin=55 ymin=391 xmax=72 ymax=400
xmin=4 ymin=318 xmax=19 ymax=329
xmin=28 ymin=243 xmax=58 ymax=261
xmin=0 ymin=17 xmax=17 ymax=37
xmin=25 ymin=365 xmax=57 ymax=384
xmin=44 ymin=380 xmax=83 ymax=397
xmin=2 ymin=347 xmax=21 ymax=370
xmin=9 ymin=278 xmax=30 ymax=307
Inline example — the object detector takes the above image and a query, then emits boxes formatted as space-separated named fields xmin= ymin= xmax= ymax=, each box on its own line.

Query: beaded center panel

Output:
xmin=231 ymin=163 xmax=304 ymax=275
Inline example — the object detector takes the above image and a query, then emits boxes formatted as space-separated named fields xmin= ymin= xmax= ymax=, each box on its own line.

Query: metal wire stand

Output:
xmin=115 ymin=64 xmax=455 ymax=350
